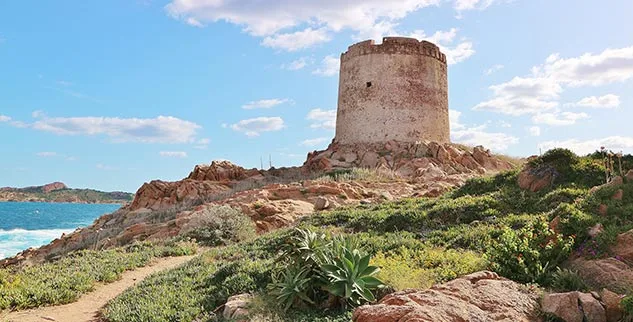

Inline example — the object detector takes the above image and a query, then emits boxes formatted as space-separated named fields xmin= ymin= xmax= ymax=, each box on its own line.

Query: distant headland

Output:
xmin=0 ymin=182 xmax=133 ymax=204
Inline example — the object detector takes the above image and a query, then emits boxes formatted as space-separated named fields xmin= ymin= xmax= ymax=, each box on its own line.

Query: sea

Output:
xmin=0 ymin=202 xmax=121 ymax=259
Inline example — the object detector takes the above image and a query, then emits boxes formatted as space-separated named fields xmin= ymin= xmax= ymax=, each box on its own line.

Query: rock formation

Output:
xmin=352 ymin=271 xmax=540 ymax=322
xmin=1 ymin=141 xmax=516 ymax=267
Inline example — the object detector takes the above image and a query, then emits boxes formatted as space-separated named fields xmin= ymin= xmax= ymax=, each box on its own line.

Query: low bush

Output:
xmin=487 ymin=216 xmax=574 ymax=284
xmin=550 ymin=203 xmax=596 ymax=244
xmin=181 ymin=205 xmax=256 ymax=246
xmin=427 ymin=195 xmax=501 ymax=225
xmin=371 ymin=247 xmax=487 ymax=290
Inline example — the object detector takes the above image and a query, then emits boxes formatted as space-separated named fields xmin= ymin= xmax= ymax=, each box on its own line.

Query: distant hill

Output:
xmin=0 ymin=182 xmax=133 ymax=204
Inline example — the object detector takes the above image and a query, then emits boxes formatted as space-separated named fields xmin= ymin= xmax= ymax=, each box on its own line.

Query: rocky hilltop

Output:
xmin=0 ymin=182 xmax=133 ymax=204
xmin=1 ymin=140 xmax=514 ymax=266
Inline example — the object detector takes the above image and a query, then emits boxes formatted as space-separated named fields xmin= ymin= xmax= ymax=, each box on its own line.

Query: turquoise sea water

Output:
xmin=0 ymin=202 xmax=121 ymax=259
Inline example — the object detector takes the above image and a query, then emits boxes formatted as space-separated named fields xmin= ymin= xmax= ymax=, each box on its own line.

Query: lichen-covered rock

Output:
xmin=601 ymin=289 xmax=623 ymax=322
xmin=518 ymin=164 xmax=558 ymax=192
xmin=542 ymin=292 xmax=583 ymax=322
xmin=353 ymin=271 xmax=540 ymax=322
xmin=223 ymin=294 xmax=252 ymax=321
xmin=578 ymin=292 xmax=606 ymax=322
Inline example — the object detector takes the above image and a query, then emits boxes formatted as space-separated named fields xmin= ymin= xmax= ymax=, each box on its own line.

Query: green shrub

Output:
xmin=550 ymin=203 xmax=596 ymax=243
xmin=487 ymin=217 xmax=574 ymax=284
xmin=0 ymin=241 xmax=195 ymax=310
xmin=372 ymin=247 xmax=487 ymax=290
xmin=181 ymin=205 xmax=256 ymax=246
xmin=427 ymin=195 xmax=501 ymax=225
xmin=451 ymin=170 xmax=519 ymax=197
xmin=539 ymin=188 xmax=588 ymax=209
xmin=550 ymin=268 xmax=588 ymax=292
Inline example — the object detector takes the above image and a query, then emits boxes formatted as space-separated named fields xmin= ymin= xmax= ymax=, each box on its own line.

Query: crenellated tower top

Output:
xmin=341 ymin=37 xmax=447 ymax=64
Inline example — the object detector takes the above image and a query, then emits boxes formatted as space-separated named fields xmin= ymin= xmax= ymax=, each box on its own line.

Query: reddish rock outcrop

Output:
xmin=542 ymin=291 xmax=607 ymax=322
xmin=518 ymin=164 xmax=558 ymax=192
xmin=353 ymin=271 xmax=540 ymax=322
xmin=187 ymin=161 xmax=261 ymax=182
xmin=42 ymin=182 xmax=68 ymax=193
xmin=571 ymin=229 xmax=633 ymax=293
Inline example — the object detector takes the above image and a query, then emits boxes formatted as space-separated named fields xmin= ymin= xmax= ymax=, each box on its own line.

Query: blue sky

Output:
xmin=1 ymin=0 xmax=632 ymax=192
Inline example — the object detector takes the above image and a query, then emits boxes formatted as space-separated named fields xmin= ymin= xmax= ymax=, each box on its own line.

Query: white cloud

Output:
xmin=313 ymin=55 xmax=340 ymax=77
xmin=242 ymin=98 xmax=291 ymax=109
xmin=96 ymin=164 xmax=117 ymax=171
xmin=282 ymin=57 xmax=311 ymax=70
xmin=36 ymin=152 xmax=57 ymax=157
xmin=536 ymin=47 xmax=633 ymax=87
xmin=574 ymin=94 xmax=620 ymax=109
xmin=528 ymin=126 xmax=541 ymax=137
xmin=186 ymin=17 xmax=204 ymax=27
xmin=27 ymin=115 xmax=201 ymax=144
xmin=300 ymin=137 xmax=330 ymax=147
xmin=32 ymin=110 xmax=45 ymax=118
xmin=498 ymin=120 xmax=512 ymax=128
xmin=454 ymin=0 xmax=503 ymax=11
xmin=473 ymin=46 xmax=633 ymax=120
xmin=485 ymin=64 xmax=505 ymax=75
xmin=194 ymin=138 xmax=211 ymax=150
xmin=0 ymin=115 xmax=11 ymax=122
xmin=262 ymin=28 xmax=330 ymax=51
xmin=408 ymin=28 xmax=474 ymax=65
xmin=532 ymin=111 xmax=589 ymax=126
xmin=539 ymin=136 xmax=633 ymax=155
xmin=165 ymin=0 xmax=441 ymax=38
xmin=473 ymin=96 xmax=559 ymax=116
xmin=452 ymin=125 xmax=518 ymax=151
xmin=160 ymin=151 xmax=188 ymax=158
xmin=449 ymin=109 xmax=518 ymax=151
xmin=449 ymin=109 xmax=465 ymax=130
xmin=231 ymin=117 xmax=285 ymax=137
xmin=307 ymin=108 xmax=336 ymax=130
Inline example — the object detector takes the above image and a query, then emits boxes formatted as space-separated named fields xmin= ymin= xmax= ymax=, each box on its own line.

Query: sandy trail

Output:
xmin=1 ymin=255 xmax=196 ymax=322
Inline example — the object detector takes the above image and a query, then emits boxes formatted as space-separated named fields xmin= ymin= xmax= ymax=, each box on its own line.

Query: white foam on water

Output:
xmin=0 ymin=228 xmax=73 ymax=259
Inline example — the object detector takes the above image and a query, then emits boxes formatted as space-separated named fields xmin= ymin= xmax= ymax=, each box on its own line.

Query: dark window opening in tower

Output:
xmin=366 ymin=82 xmax=372 ymax=88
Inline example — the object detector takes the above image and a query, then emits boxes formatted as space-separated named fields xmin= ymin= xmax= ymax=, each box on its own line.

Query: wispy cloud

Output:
xmin=9 ymin=113 xmax=202 ymax=144
xmin=571 ymin=94 xmax=620 ymax=109
xmin=306 ymin=109 xmax=336 ymax=130
xmin=242 ymin=98 xmax=291 ymax=109
xmin=300 ymin=137 xmax=330 ymax=147
xmin=262 ymin=28 xmax=330 ymax=51
xmin=485 ymin=64 xmax=505 ymax=75
xmin=312 ymin=55 xmax=340 ymax=77
xmin=282 ymin=57 xmax=312 ymax=70
xmin=231 ymin=117 xmax=285 ymax=137
xmin=450 ymin=109 xmax=518 ymax=151
xmin=159 ymin=151 xmax=188 ymax=158
xmin=36 ymin=152 xmax=58 ymax=157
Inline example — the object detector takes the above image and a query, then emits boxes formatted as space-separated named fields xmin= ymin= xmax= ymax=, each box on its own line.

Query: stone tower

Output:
xmin=334 ymin=37 xmax=450 ymax=145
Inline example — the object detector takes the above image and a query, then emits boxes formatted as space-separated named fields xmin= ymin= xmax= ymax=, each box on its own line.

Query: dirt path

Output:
xmin=2 ymin=255 xmax=196 ymax=322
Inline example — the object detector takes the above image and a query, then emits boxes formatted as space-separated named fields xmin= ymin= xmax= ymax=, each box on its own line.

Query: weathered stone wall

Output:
xmin=335 ymin=37 xmax=450 ymax=145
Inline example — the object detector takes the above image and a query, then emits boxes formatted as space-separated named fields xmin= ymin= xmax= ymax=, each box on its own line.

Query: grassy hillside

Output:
xmin=98 ymin=149 xmax=633 ymax=321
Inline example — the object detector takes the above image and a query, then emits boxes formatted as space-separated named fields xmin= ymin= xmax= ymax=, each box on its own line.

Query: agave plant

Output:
xmin=321 ymin=247 xmax=384 ymax=308
xmin=269 ymin=266 xmax=315 ymax=312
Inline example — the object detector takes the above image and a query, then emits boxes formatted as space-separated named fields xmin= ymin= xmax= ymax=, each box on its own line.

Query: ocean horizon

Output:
xmin=0 ymin=202 xmax=121 ymax=259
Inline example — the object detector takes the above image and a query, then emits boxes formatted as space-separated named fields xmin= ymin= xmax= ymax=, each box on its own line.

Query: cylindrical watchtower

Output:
xmin=334 ymin=37 xmax=450 ymax=145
